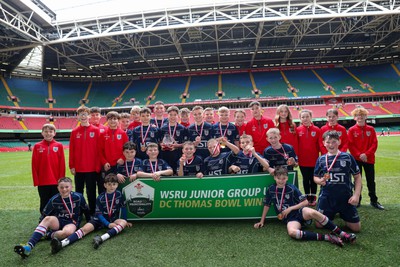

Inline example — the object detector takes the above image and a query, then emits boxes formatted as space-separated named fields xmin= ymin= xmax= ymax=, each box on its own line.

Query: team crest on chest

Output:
xmin=311 ymin=131 xmax=316 ymax=137
xmin=176 ymin=131 xmax=180 ymax=137
xmin=227 ymin=130 xmax=232 ymax=135
xmin=53 ymin=147 xmax=59 ymax=152
xmin=263 ymin=124 xmax=268 ymax=129
xmin=90 ymin=132 xmax=95 ymax=138
xmin=117 ymin=134 xmax=122 ymax=140
xmin=285 ymin=194 xmax=290 ymax=200
xmin=150 ymin=132 xmax=154 ymax=138
xmin=340 ymin=160 xmax=346 ymax=167
xmin=366 ymin=131 xmax=371 ymax=136
xmin=196 ymin=165 xmax=200 ymax=171
xmin=76 ymin=133 xmax=81 ymax=139
xmin=204 ymin=130 xmax=209 ymax=136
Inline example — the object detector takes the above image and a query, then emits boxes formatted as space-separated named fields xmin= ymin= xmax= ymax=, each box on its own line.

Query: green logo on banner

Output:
xmin=121 ymin=172 xmax=297 ymax=220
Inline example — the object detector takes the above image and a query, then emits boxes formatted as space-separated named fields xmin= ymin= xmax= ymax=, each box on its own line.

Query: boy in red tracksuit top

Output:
xmin=296 ymin=109 xmax=321 ymax=206
xmin=244 ymin=101 xmax=275 ymax=154
xmin=69 ymin=106 xmax=101 ymax=215
xmin=348 ymin=107 xmax=384 ymax=210
xmin=32 ymin=124 xmax=65 ymax=214
xmin=320 ymin=109 xmax=348 ymax=154
xmin=90 ymin=107 xmax=108 ymax=134
xmin=99 ymin=111 xmax=128 ymax=178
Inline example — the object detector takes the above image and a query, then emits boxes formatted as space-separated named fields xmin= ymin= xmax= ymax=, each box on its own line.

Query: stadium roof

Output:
xmin=0 ymin=0 xmax=399 ymax=80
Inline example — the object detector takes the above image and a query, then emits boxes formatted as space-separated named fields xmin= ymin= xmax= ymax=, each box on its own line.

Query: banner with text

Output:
xmin=121 ymin=172 xmax=296 ymax=220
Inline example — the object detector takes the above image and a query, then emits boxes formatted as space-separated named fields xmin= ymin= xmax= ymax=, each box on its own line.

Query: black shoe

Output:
xmin=50 ymin=238 xmax=62 ymax=254
xmin=14 ymin=244 xmax=31 ymax=259
xmin=370 ymin=202 xmax=384 ymax=210
xmin=93 ymin=236 xmax=103 ymax=249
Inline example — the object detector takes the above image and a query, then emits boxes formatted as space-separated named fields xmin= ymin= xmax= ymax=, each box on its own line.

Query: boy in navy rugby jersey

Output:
xmin=263 ymin=128 xmax=298 ymax=173
xmin=116 ymin=142 xmax=142 ymax=183
xmin=187 ymin=106 xmax=214 ymax=160
xmin=14 ymin=177 xmax=89 ymax=258
xmin=229 ymin=134 xmax=271 ymax=175
xmin=177 ymin=141 xmax=204 ymax=178
xmin=254 ymin=167 xmax=356 ymax=247
xmin=137 ymin=143 xmax=173 ymax=181
xmin=159 ymin=106 xmax=188 ymax=173
xmin=50 ymin=174 xmax=132 ymax=253
xmin=204 ymin=138 xmax=239 ymax=176
xmin=131 ymin=107 xmax=160 ymax=160
xmin=314 ymin=131 xmax=362 ymax=232
xmin=212 ymin=106 xmax=239 ymax=153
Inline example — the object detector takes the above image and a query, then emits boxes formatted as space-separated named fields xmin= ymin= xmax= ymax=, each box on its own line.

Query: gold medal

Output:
xmin=277 ymin=213 xmax=283 ymax=220
xmin=323 ymin=173 xmax=330 ymax=181
xmin=220 ymin=142 xmax=226 ymax=149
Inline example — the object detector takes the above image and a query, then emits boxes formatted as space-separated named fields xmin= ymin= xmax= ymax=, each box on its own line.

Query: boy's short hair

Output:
xmin=123 ymin=141 xmax=137 ymax=151
xmin=267 ymin=128 xmax=280 ymax=136
xmin=240 ymin=134 xmax=253 ymax=142
xmin=323 ymin=130 xmax=340 ymax=141
xmin=104 ymin=173 xmax=119 ymax=183
xmin=42 ymin=123 xmax=56 ymax=132
xmin=179 ymin=107 xmax=190 ymax=115
xmin=58 ymin=177 xmax=72 ymax=184
xmin=326 ymin=108 xmax=338 ymax=116
xmin=204 ymin=107 xmax=214 ymax=113
xmin=106 ymin=111 xmax=120 ymax=120
xmin=274 ymin=166 xmax=288 ymax=177
xmin=249 ymin=101 xmax=261 ymax=108
xmin=217 ymin=106 xmax=229 ymax=114
xmin=154 ymin=101 xmax=165 ymax=106
xmin=130 ymin=105 xmax=141 ymax=114
xmin=182 ymin=141 xmax=196 ymax=148
xmin=207 ymin=138 xmax=218 ymax=146
xmin=90 ymin=107 xmax=101 ymax=114
xmin=351 ymin=107 xmax=368 ymax=117
xmin=140 ymin=107 xmax=152 ymax=115
xmin=146 ymin=142 xmax=159 ymax=150
xmin=76 ymin=106 xmax=90 ymax=114
xmin=167 ymin=106 xmax=179 ymax=114
xmin=192 ymin=106 xmax=204 ymax=113
xmin=234 ymin=109 xmax=246 ymax=117
xmin=299 ymin=109 xmax=313 ymax=118
xmin=120 ymin=112 xmax=131 ymax=119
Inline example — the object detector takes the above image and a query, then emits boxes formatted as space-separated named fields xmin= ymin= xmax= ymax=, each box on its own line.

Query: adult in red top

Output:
xmin=274 ymin=104 xmax=298 ymax=154
xmin=296 ymin=109 xmax=321 ymax=206
xmin=99 ymin=111 xmax=129 ymax=175
xmin=32 ymin=124 xmax=65 ymax=213
xmin=244 ymin=101 xmax=274 ymax=154
xmin=69 ymin=106 xmax=101 ymax=215
xmin=348 ymin=107 xmax=383 ymax=210
xmin=319 ymin=109 xmax=348 ymax=154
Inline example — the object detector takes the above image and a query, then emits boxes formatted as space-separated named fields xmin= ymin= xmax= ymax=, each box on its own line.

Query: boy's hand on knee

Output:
xmin=254 ymin=222 xmax=264 ymax=229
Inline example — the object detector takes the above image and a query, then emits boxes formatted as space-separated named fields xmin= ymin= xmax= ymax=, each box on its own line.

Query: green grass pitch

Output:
xmin=0 ymin=136 xmax=399 ymax=266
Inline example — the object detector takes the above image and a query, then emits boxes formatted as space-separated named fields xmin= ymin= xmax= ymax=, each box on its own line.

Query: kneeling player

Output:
xmin=50 ymin=174 xmax=132 ymax=253
xmin=14 ymin=177 xmax=89 ymax=258
xmin=254 ymin=167 xmax=356 ymax=247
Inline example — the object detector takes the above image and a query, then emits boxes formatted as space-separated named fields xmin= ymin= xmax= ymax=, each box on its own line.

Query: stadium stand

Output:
xmin=120 ymin=78 xmax=159 ymax=107
xmin=187 ymin=75 xmax=219 ymax=102
xmin=5 ymin=77 xmax=48 ymax=107
xmin=51 ymin=81 xmax=89 ymax=108
xmin=0 ymin=116 xmax=24 ymax=130
xmin=221 ymin=73 xmax=253 ymax=100
xmin=152 ymin=77 xmax=187 ymax=104
xmin=89 ymin=81 xmax=132 ymax=107
xmin=284 ymin=70 xmax=327 ymax=97
xmin=252 ymin=71 xmax=290 ymax=97
xmin=313 ymin=68 xmax=361 ymax=94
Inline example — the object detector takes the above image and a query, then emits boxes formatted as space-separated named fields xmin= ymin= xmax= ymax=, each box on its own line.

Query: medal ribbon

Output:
xmin=272 ymin=145 xmax=288 ymax=159
xmin=168 ymin=123 xmax=177 ymax=140
xmin=61 ymin=193 xmax=75 ymax=224
xmin=275 ymin=186 xmax=286 ymax=212
xmin=185 ymin=156 xmax=195 ymax=166
xmin=325 ymin=151 xmax=341 ymax=173
xmin=140 ymin=125 xmax=151 ymax=146
xmin=149 ymin=160 xmax=158 ymax=173
xmin=105 ymin=192 xmax=116 ymax=219
xmin=195 ymin=122 xmax=204 ymax=138
xmin=212 ymin=143 xmax=220 ymax=156
xmin=125 ymin=159 xmax=135 ymax=176
xmin=219 ymin=123 xmax=229 ymax=138
xmin=155 ymin=118 xmax=165 ymax=128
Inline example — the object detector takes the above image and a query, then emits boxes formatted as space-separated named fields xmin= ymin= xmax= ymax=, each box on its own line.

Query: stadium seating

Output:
xmin=313 ymin=68 xmax=361 ymax=94
xmin=284 ymin=70 xmax=327 ymax=97
xmin=89 ymin=81 xmax=132 ymax=107
xmin=119 ymin=78 xmax=158 ymax=107
xmin=0 ymin=116 xmax=24 ymax=130
xmin=51 ymin=81 xmax=89 ymax=108
xmin=221 ymin=73 xmax=253 ymax=99
xmin=187 ymin=75 xmax=219 ymax=102
xmin=252 ymin=71 xmax=290 ymax=97
xmin=5 ymin=77 xmax=48 ymax=107
xmin=152 ymin=77 xmax=187 ymax=104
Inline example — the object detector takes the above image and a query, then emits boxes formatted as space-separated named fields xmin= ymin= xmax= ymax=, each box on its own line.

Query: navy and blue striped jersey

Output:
xmin=231 ymin=151 xmax=265 ymax=174
xmin=187 ymin=122 xmax=214 ymax=160
xmin=94 ymin=190 xmax=126 ymax=225
xmin=263 ymin=143 xmax=297 ymax=170
xmin=176 ymin=155 xmax=205 ymax=176
xmin=204 ymin=152 xmax=235 ymax=176
xmin=42 ymin=192 xmax=88 ymax=226
xmin=314 ymin=152 xmax=360 ymax=197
